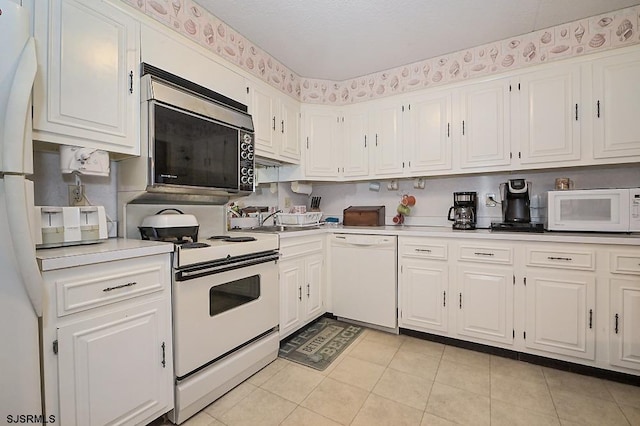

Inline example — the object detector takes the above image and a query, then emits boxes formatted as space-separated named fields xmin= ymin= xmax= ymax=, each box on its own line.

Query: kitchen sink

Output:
xmin=246 ymin=225 xmax=321 ymax=233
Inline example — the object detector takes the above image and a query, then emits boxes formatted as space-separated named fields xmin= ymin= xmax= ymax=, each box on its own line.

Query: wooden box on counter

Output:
xmin=343 ymin=206 xmax=386 ymax=226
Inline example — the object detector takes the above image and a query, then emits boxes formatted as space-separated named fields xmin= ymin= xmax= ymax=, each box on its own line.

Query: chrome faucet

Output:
xmin=259 ymin=209 xmax=282 ymax=226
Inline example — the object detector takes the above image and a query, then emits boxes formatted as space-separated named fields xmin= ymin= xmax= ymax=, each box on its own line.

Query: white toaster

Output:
xmin=35 ymin=206 xmax=108 ymax=248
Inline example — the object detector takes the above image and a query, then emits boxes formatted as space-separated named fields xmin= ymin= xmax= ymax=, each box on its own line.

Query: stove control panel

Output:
xmin=239 ymin=131 xmax=255 ymax=191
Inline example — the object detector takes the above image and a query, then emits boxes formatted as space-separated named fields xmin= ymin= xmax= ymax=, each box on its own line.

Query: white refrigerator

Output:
xmin=0 ymin=0 xmax=44 ymax=419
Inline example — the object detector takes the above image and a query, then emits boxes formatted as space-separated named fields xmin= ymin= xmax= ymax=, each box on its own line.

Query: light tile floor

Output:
xmin=156 ymin=328 xmax=640 ymax=425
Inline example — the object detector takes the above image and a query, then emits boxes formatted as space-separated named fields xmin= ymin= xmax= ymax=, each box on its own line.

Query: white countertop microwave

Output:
xmin=546 ymin=188 xmax=640 ymax=232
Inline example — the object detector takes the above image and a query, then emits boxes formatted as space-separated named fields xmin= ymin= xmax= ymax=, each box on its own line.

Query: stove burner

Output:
xmin=226 ymin=236 xmax=257 ymax=242
xmin=207 ymin=235 xmax=257 ymax=242
xmin=180 ymin=242 xmax=211 ymax=249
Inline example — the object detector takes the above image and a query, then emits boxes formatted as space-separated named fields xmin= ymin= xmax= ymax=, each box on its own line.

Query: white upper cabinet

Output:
xmin=516 ymin=65 xmax=582 ymax=166
xmin=341 ymin=104 xmax=370 ymax=178
xmin=592 ymin=49 xmax=640 ymax=160
xmin=457 ymin=77 xmax=511 ymax=171
xmin=33 ymin=0 xmax=140 ymax=156
xmin=372 ymin=99 xmax=404 ymax=176
xmin=404 ymin=90 xmax=453 ymax=174
xmin=302 ymin=105 xmax=340 ymax=178
xmin=250 ymin=82 xmax=301 ymax=164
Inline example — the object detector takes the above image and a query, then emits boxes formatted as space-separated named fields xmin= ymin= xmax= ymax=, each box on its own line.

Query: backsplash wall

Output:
xmin=241 ymin=165 xmax=640 ymax=228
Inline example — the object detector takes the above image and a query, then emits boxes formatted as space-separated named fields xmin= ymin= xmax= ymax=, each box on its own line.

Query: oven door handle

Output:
xmin=176 ymin=253 xmax=280 ymax=281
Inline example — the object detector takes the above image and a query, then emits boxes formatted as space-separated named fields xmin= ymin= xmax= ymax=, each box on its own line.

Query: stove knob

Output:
xmin=241 ymin=143 xmax=248 ymax=151
xmin=241 ymin=167 xmax=248 ymax=175
xmin=247 ymin=176 xmax=254 ymax=185
xmin=247 ymin=143 xmax=254 ymax=152
xmin=241 ymin=151 xmax=248 ymax=160
xmin=247 ymin=152 xmax=254 ymax=161
xmin=247 ymin=168 xmax=254 ymax=176
xmin=241 ymin=176 xmax=248 ymax=184
xmin=243 ymin=133 xmax=252 ymax=143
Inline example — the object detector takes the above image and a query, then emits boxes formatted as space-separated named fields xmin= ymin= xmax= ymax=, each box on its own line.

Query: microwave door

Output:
xmin=549 ymin=190 xmax=629 ymax=231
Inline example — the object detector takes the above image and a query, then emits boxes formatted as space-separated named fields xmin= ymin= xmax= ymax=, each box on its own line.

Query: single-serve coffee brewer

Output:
xmin=448 ymin=192 xmax=477 ymax=230
xmin=500 ymin=179 xmax=531 ymax=223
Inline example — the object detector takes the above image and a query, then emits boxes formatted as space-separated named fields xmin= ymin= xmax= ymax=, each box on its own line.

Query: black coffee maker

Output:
xmin=501 ymin=179 xmax=531 ymax=223
xmin=448 ymin=192 xmax=477 ymax=230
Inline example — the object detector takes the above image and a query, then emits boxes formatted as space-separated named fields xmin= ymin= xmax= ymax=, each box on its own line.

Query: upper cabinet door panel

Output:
xmin=342 ymin=106 xmax=369 ymax=178
xmin=279 ymin=97 xmax=301 ymax=163
xmin=593 ymin=50 xmax=640 ymax=159
xmin=304 ymin=107 xmax=340 ymax=178
xmin=458 ymin=79 xmax=511 ymax=169
xmin=406 ymin=92 xmax=452 ymax=172
xmin=251 ymin=85 xmax=277 ymax=157
xmin=518 ymin=66 xmax=581 ymax=165
xmin=33 ymin=0 xmax=140 ymax=155
xmin=372 ymin=102 xmax=404 ymax=176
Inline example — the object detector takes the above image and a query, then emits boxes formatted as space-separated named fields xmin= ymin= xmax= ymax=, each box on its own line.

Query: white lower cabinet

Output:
xmin=399 ymin=238 xmax=449 ymax=334
xmin=523 ymin=270 xmax=596 ymax=360
xmin=57 ymin=299 xmax=170 ymax=425
xmin=40 ymin=252 xmax=173 ymax=426
xmin=609 ymin=278 xmax=640 ymax=371
xmin=279 ymin=236 xmax=325 ymax=339
xmin=456 ymin=264 xmax=514 ymax=345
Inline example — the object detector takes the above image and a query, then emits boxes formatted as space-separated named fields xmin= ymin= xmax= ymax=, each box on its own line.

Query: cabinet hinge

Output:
xmin=53 ymin=340 xmax=58 ymax=355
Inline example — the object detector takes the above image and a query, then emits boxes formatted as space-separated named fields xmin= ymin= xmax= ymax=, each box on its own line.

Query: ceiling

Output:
xmin=195 ymin=0 xmax=640 ymax=81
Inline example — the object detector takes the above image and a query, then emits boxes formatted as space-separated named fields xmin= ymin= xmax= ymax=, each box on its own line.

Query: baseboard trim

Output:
xmin=399 ymin=328 xmax=640 ymax=387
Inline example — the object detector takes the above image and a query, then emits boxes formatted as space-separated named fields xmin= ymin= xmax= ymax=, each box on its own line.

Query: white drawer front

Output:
xmin=458 ymin=245 xmax=513 ymax=265
xmin=280 ymin=237 xmax=323 ymax=259
xmin=610 ymin=252 xmax=640 ymax=275
xmin=56 ymin=261 xmax=165 ymax=316
xmin=526 ymin=247 xmax=595 ymax=271
xmin=400 ymin=240 xmax=447 ymax=260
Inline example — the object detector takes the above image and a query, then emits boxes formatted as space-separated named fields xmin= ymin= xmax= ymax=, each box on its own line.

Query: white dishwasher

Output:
xmin=330 ymin=234 xmax=398 ymax=329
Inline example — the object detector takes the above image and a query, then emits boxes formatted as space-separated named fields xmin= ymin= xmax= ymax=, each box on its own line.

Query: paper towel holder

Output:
xmin=291 ymin=181 xmax=313 ymax=195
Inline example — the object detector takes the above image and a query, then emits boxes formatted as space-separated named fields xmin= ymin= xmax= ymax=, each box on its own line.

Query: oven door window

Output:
xmin=209 ymin=275 xmax=260 ymax=316
xmin=152 ymin=103 xmax=239 ymax=190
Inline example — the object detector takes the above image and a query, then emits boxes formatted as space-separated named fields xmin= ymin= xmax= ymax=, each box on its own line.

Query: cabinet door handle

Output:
xmin=459 ymin=293 xmax=462 ymax=309
xmin=615 ymin=313 xmax=619 ymax=334
xmin=272 ymin=116 xmax=276 ymax=131
xmin=575 ymin=104 xmax=579 ymax=121
xmin=307 ymin=283 xmax=310 ymax=298
xmin=129 ymin=71 xmax=134 ymax=94
xmin=102 ymin=281 xmax=137 ymax=292
xmin=547 ymin=256 xmax=572 ymax=261
xmin=364 ymin=135 xmax=367 ymax=148
xmin=161 ymin=342 xmax=166 ymax=368
xmin=415 ymin=248 xmax=432 ymax=253
xmin=298 ymin=286 xmax=302 ymax=301
xmin=443 ymin=291 xmax=446 ymax=307
xmin=281 ymin=119 xmax=285 ymax=133
xmin=589 ymin=309 xmax=593 ymax=329
xmin=447 ymin=122 xmax=450 ymax=137
xmin=596 ymin=100 xmax=601 ymax=118
xmin=474 ymin=252 xmax=494 ymax=257
xmin=462 ymin=120 xmax=465 ymax=135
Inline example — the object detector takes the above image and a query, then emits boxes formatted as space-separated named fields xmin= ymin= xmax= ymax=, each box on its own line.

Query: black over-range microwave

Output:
xmin=141 ymin=64 xmax=255 ymax=198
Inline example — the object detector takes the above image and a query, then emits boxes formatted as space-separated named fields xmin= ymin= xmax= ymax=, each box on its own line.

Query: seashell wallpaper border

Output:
xmin=124 ymin=0 xmax=640 ymax=105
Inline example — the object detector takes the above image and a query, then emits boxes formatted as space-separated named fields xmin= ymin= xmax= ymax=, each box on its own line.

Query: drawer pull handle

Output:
xmin=298 ymin=286 xmax=302 ymax=301
xmin=102 ymin=281 xmax=137 ymax=292
xmin=459 ymin=293 xmax=462 ymax=309
xmin=547 ymin=256 xmax=572 ymax=261
xmin=161 ymin=342 xmax=166 ymax=368
xmin=443 ymin=291 xmax=446 ymax=307
xmin=415 ymin=248 xmax=432 ymax=253
xmin=474 ymin=252 xmax=494 ymax=257
xmin=615 ymin=313 xmax=619 ymax=334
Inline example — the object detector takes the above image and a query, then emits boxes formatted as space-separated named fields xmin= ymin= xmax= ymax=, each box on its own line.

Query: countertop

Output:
xmin=36 ymin=238 xmax=174 ymax=271
xmin=274 ymin=225 xmax=640 ymax=246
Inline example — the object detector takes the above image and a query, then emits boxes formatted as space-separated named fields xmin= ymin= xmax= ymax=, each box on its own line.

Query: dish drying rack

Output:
xmin=275 ymin=212 xmax=323 ymax=227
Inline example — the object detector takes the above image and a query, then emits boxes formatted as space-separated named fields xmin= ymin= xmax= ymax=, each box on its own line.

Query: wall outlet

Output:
xmin=485 ymin=193 xmax=497 ymax=207
xmin=68 ymin=185 xmax=86 ymax=206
